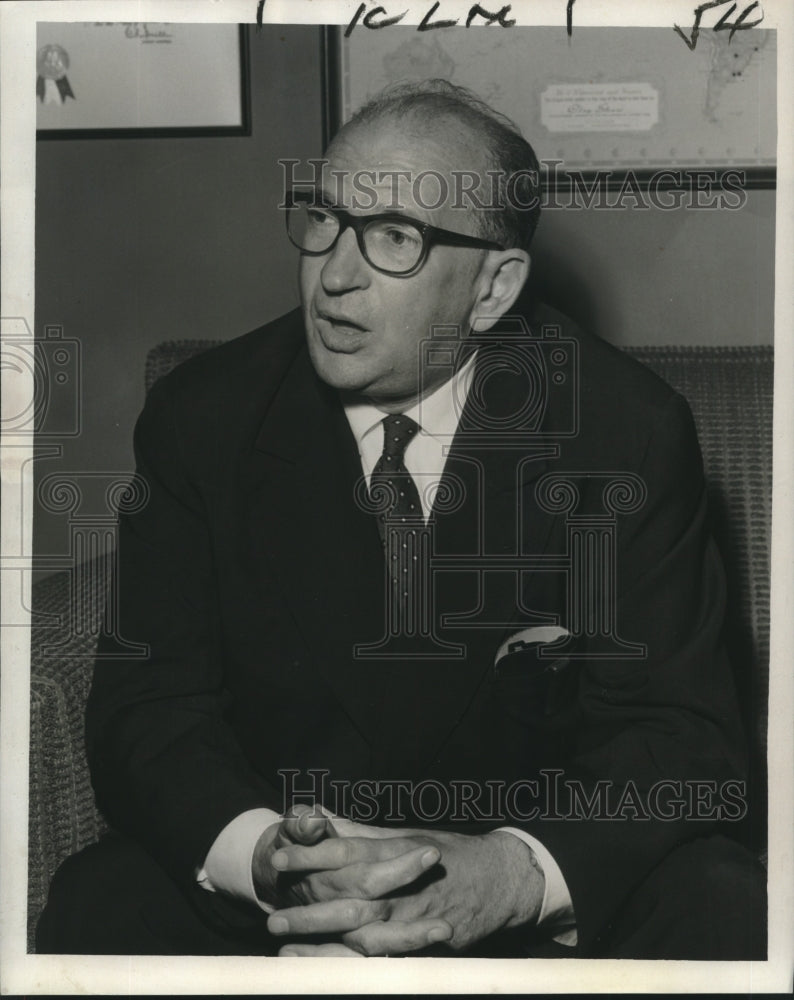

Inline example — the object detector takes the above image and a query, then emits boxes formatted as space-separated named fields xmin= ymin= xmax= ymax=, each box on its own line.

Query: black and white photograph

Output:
xmin=1 ymin=0 xmax=792 ymax=993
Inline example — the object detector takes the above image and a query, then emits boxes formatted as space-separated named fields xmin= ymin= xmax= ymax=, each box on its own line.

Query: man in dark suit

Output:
xmin=37 ymin=80 xmax=765 ymax=958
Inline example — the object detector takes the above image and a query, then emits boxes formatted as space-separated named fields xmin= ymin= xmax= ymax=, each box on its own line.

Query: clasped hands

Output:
xmin=252 ymin=804 xmax=544 ymax=957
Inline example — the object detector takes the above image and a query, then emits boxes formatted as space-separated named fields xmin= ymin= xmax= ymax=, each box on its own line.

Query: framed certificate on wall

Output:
xmin=36 ymin=22 xmax=250 ymax=138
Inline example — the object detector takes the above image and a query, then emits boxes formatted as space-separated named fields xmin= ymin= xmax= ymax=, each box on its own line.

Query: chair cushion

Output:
xmin=624 ymin=345 xmax=773 ymax=762
xmin=29 ymin=557 xmax=111 ymax=947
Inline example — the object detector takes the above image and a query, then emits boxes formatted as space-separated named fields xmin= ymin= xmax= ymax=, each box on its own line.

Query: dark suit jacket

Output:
xmin=87 ymin=304 xmax=746 ymax=955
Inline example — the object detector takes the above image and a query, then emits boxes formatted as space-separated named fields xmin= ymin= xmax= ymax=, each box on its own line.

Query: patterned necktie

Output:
xmin=365 ymin=414 xmax=440 ymax=646
xmin=369 ymin=414 xmax=424 ymax=541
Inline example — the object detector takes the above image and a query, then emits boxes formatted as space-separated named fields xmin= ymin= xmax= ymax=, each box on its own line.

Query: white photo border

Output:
xmin=1 ymin=0 xmax=792 ymax=994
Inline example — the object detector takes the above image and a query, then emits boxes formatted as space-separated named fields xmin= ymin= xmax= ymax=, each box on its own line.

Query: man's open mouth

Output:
xmin=317 ymin=310 xmax=368 ymax=332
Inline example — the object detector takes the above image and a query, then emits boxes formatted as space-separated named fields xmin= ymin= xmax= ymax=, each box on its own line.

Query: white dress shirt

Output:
xmin=198 ymin=351 xmax=577 ymax=945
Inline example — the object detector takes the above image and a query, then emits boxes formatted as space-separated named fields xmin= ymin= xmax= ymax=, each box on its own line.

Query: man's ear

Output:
xmin=469 ymin=249 xmax=531 ymax=332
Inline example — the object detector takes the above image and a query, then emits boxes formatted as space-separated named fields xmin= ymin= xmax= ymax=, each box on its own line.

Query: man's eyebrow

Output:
xmin=305 ymin=185 xmax=426 ymax=222
xmin=304 ymin=185 xmax=336 ymax=208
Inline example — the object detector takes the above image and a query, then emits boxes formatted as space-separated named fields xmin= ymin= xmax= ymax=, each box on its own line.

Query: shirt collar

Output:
xmin=343 ymin=351 xmax=478 ymax=450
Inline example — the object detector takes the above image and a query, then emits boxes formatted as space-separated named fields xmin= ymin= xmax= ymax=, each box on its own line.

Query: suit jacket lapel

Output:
xmin=434 ymin=335 xmax=561 ymax=624
xmin=244 ymin=348 xmax=391 ymax=748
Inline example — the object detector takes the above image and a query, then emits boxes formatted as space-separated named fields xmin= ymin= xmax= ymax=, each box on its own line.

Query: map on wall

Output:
xmin=338 ymin=26 xmax=776 ymax=169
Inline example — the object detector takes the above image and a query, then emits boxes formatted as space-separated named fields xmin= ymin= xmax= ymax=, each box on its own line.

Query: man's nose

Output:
xmin=320 ymin=227 xmax=369 ymax=294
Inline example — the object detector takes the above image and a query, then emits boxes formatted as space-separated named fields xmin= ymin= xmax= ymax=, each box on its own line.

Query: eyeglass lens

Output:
xmin=287 ymin=203 xmax=425 ymax=274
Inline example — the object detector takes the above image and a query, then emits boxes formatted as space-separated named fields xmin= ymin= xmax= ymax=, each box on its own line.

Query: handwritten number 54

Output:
xmin=674 ymin=0 xmax=764 ymax=50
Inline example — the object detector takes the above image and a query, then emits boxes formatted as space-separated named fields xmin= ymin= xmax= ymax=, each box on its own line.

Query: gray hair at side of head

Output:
xmin=338 ymin=79 xmax=542 ymax=253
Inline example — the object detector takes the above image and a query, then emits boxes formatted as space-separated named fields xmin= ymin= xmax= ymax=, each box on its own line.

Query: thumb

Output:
xmin=281 ymin=803 xmax=336 ymax=845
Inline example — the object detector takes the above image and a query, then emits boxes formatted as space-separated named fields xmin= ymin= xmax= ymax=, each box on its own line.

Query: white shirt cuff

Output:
xmin=196 ymin=808 xmax=281 ymax=914
xmin=495 ymin=826 xmax=578 ymax=946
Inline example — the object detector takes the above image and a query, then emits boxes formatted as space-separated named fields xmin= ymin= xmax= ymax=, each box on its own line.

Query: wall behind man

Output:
xmin=33 ymin=26 xmax=322 ymax=566
xmin=532 ymin=187 xmax=775 ymax=348
xmin=33 ymin=25 xmax=775 ymax=568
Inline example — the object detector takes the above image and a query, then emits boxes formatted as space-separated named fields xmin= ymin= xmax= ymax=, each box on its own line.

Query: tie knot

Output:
xmin=381 ymin=414 xmax=420 ymax=461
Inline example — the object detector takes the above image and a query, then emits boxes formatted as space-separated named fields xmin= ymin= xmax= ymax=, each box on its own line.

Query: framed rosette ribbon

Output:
xmin=36 ymin=23 xmax=250 ymax=138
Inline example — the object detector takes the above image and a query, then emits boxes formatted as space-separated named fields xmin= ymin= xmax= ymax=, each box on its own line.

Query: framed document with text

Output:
xmin=36 ymin=23 xmax=250 ymax=138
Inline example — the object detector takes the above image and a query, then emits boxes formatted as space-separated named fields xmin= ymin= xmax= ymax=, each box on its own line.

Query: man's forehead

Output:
xmin=319 ymin=117 xmax=491 ymax=212
xmin=323 ymin=118 xmax=489 ymax=188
